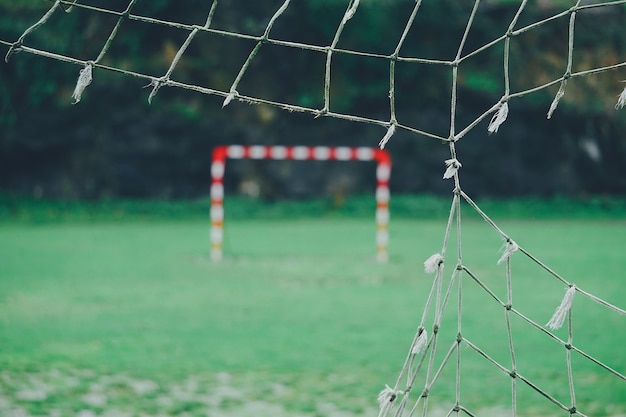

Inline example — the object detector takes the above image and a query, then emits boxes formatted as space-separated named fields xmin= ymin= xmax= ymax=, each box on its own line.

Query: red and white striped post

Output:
xmin=210 ymin=146 xmax=227 ymax=261
xmin=374 ymin=149 xmax=391 ymax=263
xmin=209 ymin=145 xmax=392 ymax=262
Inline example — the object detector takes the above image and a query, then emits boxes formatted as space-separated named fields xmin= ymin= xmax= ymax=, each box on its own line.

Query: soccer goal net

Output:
xmin=2 ymin=1 xmax=625 ymax=416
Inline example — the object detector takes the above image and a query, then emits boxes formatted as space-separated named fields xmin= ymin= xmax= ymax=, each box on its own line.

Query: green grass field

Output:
xmin=1 ymin=198 xmax=625 ymax=416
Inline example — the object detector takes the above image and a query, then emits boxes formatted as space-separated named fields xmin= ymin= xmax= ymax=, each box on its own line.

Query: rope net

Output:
xmin=2 ymin=1 xmax=625 ymax=416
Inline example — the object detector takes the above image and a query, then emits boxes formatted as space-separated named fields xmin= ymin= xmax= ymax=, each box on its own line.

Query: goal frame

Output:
xmin=210 ymin=145 xmax=392 ymax=262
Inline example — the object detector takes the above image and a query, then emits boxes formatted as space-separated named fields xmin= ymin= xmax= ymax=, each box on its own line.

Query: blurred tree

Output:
xmin=0 ymin=0 xmax=624 ymax=199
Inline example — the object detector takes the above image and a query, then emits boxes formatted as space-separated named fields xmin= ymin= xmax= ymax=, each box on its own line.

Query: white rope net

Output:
xmin=3 ymin=1 xmax=625 ymax=416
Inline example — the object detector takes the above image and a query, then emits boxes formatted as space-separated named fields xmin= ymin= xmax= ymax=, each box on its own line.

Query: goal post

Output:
xmin=209 ymin=145 xmax=392 ymax=263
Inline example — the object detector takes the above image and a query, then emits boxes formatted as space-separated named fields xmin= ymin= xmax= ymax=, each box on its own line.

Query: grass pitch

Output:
xmin=0 ymin=206 xmax=625 ymax=416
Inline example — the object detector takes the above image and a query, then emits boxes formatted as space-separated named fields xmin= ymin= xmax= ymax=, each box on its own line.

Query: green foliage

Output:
xmin=1 ymin=1 xmax=625 ymax=199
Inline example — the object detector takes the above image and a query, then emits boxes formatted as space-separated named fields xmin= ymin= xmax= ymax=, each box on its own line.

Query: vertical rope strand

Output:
xmin=450 ymin=0 xmax=480 ymax=140
xmin=149 ymin=0 xmax=219 ymax=103
xmin=505 ymin=253 xmax=518 ymax=417
xmin=454 ymin=172 xmax=463 ymax=414
xmin=566 ymin=307 xmax=577 ymax=414
xmin=320 ymin=0 xmax=360 ymax=115
xmin=72 ymin=0 xmax=140 ymax=103
xmin=547 ymin=1 xmax=581 ymax=118
xmin=94 ymin=0 xmax=140 ymax=64
xmin=488 ymin=0 xmax=527 ymax=134
xmin=386 ymin=0 xmax=423 ymax=147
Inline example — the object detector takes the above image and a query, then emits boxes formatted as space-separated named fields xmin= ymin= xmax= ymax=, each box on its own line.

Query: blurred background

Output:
xmin=1 ymin=1 xmax=625 ymax=417
xmin=1 ymin=0 xmax=625 ymax=204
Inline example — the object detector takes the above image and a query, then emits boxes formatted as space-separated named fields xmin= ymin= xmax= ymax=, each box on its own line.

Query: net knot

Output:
xmin=423 ymin=253 xmax=443 ymax=274
xmin=314 ymin=108 xmax=328 ymax=119
xmin=4 ymin=40 xmax=23 ymax=63
xmin=60 ymin=0 xmax=78 ymax=13
xmin=546 ymin=285 xmax=577 ymax=330
xmin=443 ymin=158 xmax=461 ymax=179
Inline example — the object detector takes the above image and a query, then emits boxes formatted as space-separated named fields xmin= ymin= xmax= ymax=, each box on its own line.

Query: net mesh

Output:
xmin=2 ymin=1 xmax=625 ymax=416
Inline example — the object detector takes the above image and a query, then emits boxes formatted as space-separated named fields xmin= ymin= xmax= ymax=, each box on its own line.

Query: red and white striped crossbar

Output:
xmin=210 ymin=145 xmax=392 ymax=262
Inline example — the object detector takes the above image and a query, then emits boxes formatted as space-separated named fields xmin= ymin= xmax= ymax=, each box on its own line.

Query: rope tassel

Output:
xmin=377 ymin=385 xmax=402 ymax=417
xmin=424 ymin=253 xmax=443 ymax=274
xmin=222 ymin=91 xmax=237 ymax=108
xmin=497 ymin=240 xmax=519 ymax=265
xmin=547 ymin=285 xmax=576 ymax=330
xmin=616 ymin=84 xmax=626 ymax=110
xmin=379 ymin=124 xmax=395 ymax=150
xmin=443 ymin=158 xmax=461 ymax=179
xmin=547 ymin=79 xmax=567 ymax=119
xmin=411 ymin=329 xmax=428 ymax=355
xmin=72 ymin=63 xmax=92 ymax=104
xmin=342 ymin=0 xmax=360 ymax=23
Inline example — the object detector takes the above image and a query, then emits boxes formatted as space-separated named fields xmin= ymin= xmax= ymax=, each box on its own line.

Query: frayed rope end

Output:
xmin=411 ymin=329 xmax=428 ymax=355
xmin=377 ymin=384 xmax=403 ymax=417
xmin=547 ymin=80 xmax=567 ymax=119
xmin=379 ymin=124 xmax=395 ymax=150
xmin=443 ymin=158 xmax=461 ymax=179
xmin=72 ymin=63 xmax=93 ymax=104
xmin=222 ymin=91 xmax=237 ymax=108
xmin=546 ymin=285 xmax=576 ymax=330
xmin=424 ymin=253 xmax=443 ymax=274
xmin=488 ymin=101 xmax=509 ymax=134
xmin=342 ymin=0 xmax=360 ymax=23
xmin=497 ymin=240 xmax=519 ymax=265
xmin=616 ymin=85 xmax=626 ymax=110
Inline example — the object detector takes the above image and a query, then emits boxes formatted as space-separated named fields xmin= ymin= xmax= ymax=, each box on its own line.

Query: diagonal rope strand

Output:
xmin=148 ymin=0 xmax=218 ymax=104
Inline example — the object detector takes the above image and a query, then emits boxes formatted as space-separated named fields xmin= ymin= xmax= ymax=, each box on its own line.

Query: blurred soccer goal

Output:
xmin=209 ymin=145 xmax=391 ymax=262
